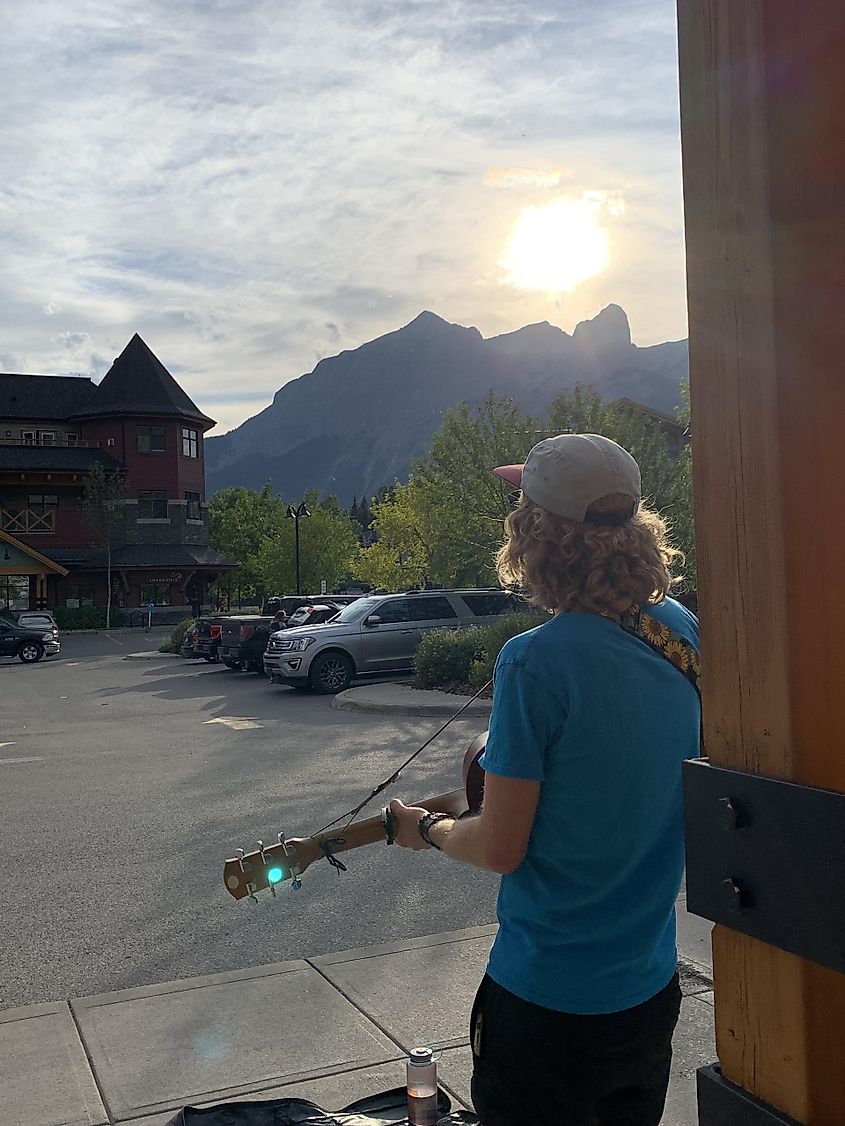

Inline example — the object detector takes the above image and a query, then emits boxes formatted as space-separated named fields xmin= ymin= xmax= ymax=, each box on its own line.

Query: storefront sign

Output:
xmin=143 ymin=573 xmax=183 ymax=583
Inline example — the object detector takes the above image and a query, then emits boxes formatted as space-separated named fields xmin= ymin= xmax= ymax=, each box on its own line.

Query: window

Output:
xmin=0 ymin=576 xmax=30 ymax=611
xmin=460 ymin=592 xmax=516 ymax=617
xmin=373 ymin=599 xmax=411 ymax=624
xmin=185 ymin=491 xmax=201 ymax=520
xmin=27 ymin=494 xmax=59 ymax=511
xmin=66 ymin=433 xmax=79 ymax=446
xmin=137 ymin=490 xmax=168 ymax=519
xmin=37 ymin=431 xmax=56 ymax=445
xmin=64 ymin=585 xmax=95 ymax=609
xmin=20 ymin=430 xmax=35 ymax=444
xmin=139 ymin=581 xmax=170 ymax=606
xmin=407 ymin=595 xmax=458 ymax=621
xmin=137 ymin=424 xmax=166 ymax=453
xmin=181 ymin=427 xmax=199 ymax=458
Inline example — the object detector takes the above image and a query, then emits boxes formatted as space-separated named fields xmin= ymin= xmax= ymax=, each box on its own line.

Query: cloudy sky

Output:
xmin=2 ymin=0 xmax=686 ymax=434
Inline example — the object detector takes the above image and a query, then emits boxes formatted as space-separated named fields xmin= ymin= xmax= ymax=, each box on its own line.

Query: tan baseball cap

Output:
xmin=494 ymin=433 xmax=641 ymax=524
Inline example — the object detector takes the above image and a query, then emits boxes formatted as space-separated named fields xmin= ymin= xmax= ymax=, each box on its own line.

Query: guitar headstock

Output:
xmin=223 ymin=834 xmax=324 ymax=901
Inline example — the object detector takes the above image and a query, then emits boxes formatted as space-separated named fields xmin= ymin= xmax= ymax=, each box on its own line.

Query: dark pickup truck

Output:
xmin=0 ymin=617 xmax=61 ymax=662
xmin=193 ymin=616 xmax=225 ymax=662
xmin=219 ymin=615 xmax=272 ymax=670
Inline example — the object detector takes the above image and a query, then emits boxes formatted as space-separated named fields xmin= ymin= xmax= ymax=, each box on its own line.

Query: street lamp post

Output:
xmin=285 ymin=501 xmax=311 ymax=595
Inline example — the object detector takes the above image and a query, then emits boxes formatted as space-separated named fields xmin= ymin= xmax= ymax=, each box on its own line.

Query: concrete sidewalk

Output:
xmin=0 ymin=908 xmax=714 ymax=1126
xmin=333 ymin=683 xmax=492 ymax=717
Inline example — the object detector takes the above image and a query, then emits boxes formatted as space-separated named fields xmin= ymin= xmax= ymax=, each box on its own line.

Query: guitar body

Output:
xmin=224 ymin=731 xmax=489 ymax=901
xmin=462 ymin=731 xmax=487 ymax=816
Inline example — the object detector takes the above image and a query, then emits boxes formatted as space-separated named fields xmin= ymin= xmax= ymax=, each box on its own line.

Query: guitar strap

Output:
xmin=620 ymin=603 xmax=701 ymax=700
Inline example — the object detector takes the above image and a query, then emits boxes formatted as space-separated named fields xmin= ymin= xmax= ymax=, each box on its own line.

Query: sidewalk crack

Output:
xmin=67 ymin=999 xmax=117 ymax=1125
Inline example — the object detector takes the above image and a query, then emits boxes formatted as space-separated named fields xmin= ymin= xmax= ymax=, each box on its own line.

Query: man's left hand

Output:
xmin=388 ymin=798 xmax=431 ymax=849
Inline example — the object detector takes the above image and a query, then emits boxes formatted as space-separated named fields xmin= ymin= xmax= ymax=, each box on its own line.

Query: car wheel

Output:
xmin=18 ymin=642 xmax=44 ymax=663
xmin=309 ymin=651 xmax=353 ymax=694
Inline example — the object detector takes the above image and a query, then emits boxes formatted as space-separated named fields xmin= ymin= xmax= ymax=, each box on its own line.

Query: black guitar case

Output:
xmin=162 ymin=1084 xmax=479 ymax=1124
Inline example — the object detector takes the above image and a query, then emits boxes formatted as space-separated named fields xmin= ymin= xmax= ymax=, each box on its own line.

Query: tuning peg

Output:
xmin=257 ymin=839 xmax=267 ymax=862
xmin=248 ymin=888 xmax=259 ymax=904
xmin=269 ymin=883 xmax=277 ymax=898
xmin=291 ymin=876 xmax=302 ymax=891
xmin=278 ymin=831 xmax=290 ymax=855
xmin=236 ymin=848 xmax=245 ymax=872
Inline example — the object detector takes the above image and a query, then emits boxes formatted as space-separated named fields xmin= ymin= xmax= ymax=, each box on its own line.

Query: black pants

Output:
xmin=470 ymin=972 xmax=681 ymax=1126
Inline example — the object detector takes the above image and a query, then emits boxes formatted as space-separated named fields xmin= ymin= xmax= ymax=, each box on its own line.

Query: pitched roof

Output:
xmin=0 ymin=373 xmax=97 ymax=419
xmin=0 ymin=446 xmax=124 ymax=473
xmin=0 ymin=529 xmax=69 ymax=574
xmin=47 ymin=544 xmax=236 ymax=569
xmin=70 ymin=334 xmax=215 ymax=427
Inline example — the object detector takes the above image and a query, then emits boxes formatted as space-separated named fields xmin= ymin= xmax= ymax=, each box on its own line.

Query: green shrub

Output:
xmin=467 ymin=611 xmax=549 ymax=690
xmin=414 ymin=626 xmax=485 ymax=688
xmin=160 ymin=617 xmax=195 ymax=654
xmin=53 ymin=605 xmax=109 ymax=630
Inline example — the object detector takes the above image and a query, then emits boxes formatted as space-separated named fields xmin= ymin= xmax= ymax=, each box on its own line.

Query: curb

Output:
xmin=123 ymin=652 xmax=182 ymax=661
xmin=332 ymin=686 xmax=492 ymax=717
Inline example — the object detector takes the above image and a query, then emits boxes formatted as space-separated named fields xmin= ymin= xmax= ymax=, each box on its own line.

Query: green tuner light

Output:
xmin=267 ymin=867 xmax=284 ymax=884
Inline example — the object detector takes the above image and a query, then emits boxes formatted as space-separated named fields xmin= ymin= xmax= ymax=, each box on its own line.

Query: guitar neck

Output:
xmin=306 ymin=787 xmax=467 ymax=858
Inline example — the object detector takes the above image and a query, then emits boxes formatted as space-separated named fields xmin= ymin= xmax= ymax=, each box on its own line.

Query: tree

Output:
xmin=411 ymin=393 xmax=545 ymax=586
xmin=252 ymin=502 xmax=359 ymax=595
xmin=352 ymin=481 xmax=431 ymax=590
xmin=208 ymin=483 xmax=285 ymax=598
xmin=81 ymin=463 xmax=128 ymax=628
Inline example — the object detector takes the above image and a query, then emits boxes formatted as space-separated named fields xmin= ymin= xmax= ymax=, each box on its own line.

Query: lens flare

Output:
xmin=267 ymin=867 xmax=283 ymax=884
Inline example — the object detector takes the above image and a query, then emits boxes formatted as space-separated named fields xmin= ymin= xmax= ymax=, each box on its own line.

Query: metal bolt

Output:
xmin=718 ymin=796 xmax=747 ymax=830
xmin=721 ymin=877 xmax=744 ymax=913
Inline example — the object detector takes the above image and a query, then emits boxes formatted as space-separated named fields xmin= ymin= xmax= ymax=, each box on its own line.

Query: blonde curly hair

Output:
xmin=496 ymin=493 xmax=681 ymax=616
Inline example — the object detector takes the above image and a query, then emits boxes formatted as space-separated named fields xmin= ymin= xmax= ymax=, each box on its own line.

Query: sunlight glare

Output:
xmin=500 ymin=197 xmax=611 ymax=294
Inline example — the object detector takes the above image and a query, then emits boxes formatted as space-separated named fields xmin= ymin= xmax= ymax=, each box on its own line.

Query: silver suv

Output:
xmin=264 ymin=589 xmax=524 ymax=694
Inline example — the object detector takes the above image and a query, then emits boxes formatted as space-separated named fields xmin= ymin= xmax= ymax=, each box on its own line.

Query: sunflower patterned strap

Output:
xmin=620 ymin=604 xmax=701 ymax=698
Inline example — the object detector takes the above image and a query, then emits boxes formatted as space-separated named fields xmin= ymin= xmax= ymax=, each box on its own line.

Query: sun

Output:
xmin=500 ymin=197 xmax=611 ymax=294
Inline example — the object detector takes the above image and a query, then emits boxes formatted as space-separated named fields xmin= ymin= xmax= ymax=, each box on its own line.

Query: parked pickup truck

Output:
xmin=193 ymin=616 xmax=224 ymax=662
xmin=219 ymin=615 xmax=272 ymax=670
xmin=0 ymin=616 xmax=61 ymax=662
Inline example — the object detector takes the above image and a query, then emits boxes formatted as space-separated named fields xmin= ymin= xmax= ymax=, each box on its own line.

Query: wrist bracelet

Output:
xmin=418 ymin=812 xmax=454 ymax=850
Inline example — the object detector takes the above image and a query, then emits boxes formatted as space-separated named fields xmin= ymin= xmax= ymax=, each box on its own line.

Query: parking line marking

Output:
xmin=0 ymin=742 xmax=17 ymax=749
xmin=0 ymin=757 xmax=44 ymax=764
xmin=203 ymin=717 xmax=264 ymax=731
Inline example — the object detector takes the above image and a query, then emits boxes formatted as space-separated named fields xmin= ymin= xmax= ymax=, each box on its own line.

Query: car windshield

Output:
xmin=328 ymin=596 xmax=381 ymax=623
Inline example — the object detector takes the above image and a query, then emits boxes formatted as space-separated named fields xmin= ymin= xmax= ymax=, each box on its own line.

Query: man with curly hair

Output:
xmin=389 ymin=434 xmax=700 ymax=1126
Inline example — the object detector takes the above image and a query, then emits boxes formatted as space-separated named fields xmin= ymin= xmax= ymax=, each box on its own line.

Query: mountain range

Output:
xmin=205 ymin=305 xmax=688 ymax=504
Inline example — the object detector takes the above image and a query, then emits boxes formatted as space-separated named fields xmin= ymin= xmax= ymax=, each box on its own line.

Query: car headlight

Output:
xmin=42 ymin=632 xmax=54 ymax=641
xmin=279 ymin=636 xmax=316 ymax=652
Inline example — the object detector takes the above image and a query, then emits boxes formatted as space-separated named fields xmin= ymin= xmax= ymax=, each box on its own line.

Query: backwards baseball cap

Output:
xmin=494 ymin=433 xmax=641 ymax=524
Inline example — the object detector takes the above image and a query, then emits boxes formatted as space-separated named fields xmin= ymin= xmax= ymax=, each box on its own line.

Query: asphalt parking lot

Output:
xmin=1 ymin=631 xmax=495 ymax=1009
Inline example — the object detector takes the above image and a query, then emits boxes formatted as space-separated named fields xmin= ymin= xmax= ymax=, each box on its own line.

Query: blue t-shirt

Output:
xmin=480 ymin=597 xmax=700 ymax=1015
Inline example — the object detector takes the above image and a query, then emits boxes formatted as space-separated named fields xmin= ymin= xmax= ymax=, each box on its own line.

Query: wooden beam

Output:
xmin=677 ymin=2 xmax=845 ymax=1122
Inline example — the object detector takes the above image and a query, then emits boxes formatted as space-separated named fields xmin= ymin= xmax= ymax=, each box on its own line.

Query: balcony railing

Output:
xmin=1 ymin=508 xmax=57 ymax=533
xmin=0 ymin=437 xmax=91 ymax=447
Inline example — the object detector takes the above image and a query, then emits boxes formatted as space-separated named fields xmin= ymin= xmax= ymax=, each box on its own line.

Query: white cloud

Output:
xmin=1 ymin=0 xmax=686 ymax=434
xmin=484 ymin=166 xmax=570 ymax=189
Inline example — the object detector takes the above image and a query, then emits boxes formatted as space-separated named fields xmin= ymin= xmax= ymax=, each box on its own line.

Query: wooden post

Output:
xmin=677 ymin=2 xmax=845 ymax=1122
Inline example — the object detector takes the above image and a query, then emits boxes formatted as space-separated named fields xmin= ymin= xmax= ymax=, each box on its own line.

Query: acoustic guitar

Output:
xmin=223 ymin=732 xmax=488 ymax=901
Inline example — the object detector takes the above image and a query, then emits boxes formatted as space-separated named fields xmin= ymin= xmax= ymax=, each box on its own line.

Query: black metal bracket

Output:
xmin=697 ymin=1066 xmax=803 ymax=1125
xmin=683 ymin=758 xmax=845 ymax=974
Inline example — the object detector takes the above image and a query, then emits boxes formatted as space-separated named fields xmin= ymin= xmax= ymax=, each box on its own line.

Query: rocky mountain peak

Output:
xmin=573 ymin=303 xmax=632 ymax=351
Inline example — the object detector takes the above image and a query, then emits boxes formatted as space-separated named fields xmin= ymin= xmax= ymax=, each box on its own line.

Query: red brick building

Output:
xmin=0 ymin=334 xmax=235 ymax=617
